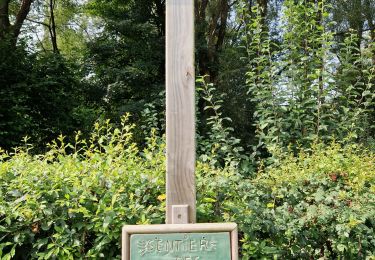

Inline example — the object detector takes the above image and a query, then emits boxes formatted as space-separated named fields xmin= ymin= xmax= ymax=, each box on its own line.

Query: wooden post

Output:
xmin=122 ymin=2 xmax=238 ymax=259
xmin=166 ymin=0 xmax=196 ymax=224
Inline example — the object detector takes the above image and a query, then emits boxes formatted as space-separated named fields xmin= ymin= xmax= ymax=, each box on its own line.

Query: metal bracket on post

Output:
xmin=172 ymin=205 xmax=189 ymax=224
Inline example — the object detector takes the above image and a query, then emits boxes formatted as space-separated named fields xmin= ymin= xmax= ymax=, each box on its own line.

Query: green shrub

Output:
xmin=0 ymin=116 xmax=241 ymax=259
xmin=0 ymin=117 xmax=374 ymax=259
xmin=239 ymin=142 xmax=375 ymax=259
xmin=0 ymin=116 xmax=165 ymax=259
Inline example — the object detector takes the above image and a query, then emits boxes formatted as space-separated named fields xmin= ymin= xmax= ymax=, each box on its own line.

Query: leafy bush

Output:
xmin=239 ymin=142 xmax=375 ymax=259
xmin=0 ymin=117 xmax=374 ymax=259
xmin=0 ymin=116 xmax=164 ymax=259
xmin=0 ymin=116 xmax=241 ymax=259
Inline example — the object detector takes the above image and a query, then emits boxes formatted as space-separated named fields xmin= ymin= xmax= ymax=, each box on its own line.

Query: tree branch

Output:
xmin=26 ymin=17 xmax=50 ymax=28
xmin=13 ymin=0 xmax=34 ymax=39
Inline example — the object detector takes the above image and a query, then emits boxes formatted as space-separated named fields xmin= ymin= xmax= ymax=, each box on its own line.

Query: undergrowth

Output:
xmin=0 ymin=115 xmax=374 ymax=259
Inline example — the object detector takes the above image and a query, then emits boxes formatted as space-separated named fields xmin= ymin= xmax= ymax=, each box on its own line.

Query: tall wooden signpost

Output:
xmin=122 ymin=1 xmax=238 ymax=259
xmin=165 ymin=0 xmax=196 ymax=225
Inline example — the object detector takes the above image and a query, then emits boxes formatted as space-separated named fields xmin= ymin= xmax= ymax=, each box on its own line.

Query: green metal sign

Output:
xmin=130 ymin=232 xmax=231 ymax=260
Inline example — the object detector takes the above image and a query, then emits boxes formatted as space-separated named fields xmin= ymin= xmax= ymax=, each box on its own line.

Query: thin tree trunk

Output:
xmin=195 ymin=0 xmax=209 ymax=78
xmin=363 ymin=0 xmax=375 ymax=64
xmin=49 ymin=0 xmax=59 ymax=53
xmin=316 ymin=0 xmax=324 ymax=137
xmin=154 ymin=0 xmax=165 ymax=37
xmin=370 ymin=27 xmax=375 ymax=64
xmin=216 ymin=0 xmax=229 ymax=52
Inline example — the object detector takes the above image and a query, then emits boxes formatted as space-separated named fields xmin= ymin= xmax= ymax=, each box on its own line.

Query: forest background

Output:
xmin=1 ymin=0 xmax=374 ymax=154
xmin=0 ymin=0 xmax=375 ymax=259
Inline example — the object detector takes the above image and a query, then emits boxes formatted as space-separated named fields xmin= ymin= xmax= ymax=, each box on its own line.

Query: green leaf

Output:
xmin=202 ymin=198 xmax=216 ymax=203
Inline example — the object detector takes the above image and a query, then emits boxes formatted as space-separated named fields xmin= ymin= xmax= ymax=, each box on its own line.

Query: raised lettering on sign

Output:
xmin=130 ymin=232 xmax=231 ymax=260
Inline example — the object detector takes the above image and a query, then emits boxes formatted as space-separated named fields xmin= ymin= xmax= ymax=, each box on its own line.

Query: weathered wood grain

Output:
xmin=166 ymin=0 xmax=196 ymax=224
xmin=172 ymin=204 xmax=189 ymax=224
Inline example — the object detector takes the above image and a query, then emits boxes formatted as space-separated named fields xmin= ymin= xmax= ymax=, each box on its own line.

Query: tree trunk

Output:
xmin=195 ymin=0 xmax=230 ymax=84
xmin=343 ymin=0 xmax=364 ymax=52
xmin=195 ymin=0 xmax=209 ymax=78
xmin=49 ymin=0 xmax=59 ymax=53
xmin=0 ymin=0 xmax=11 ymax=39
xmin=154 ymin=0 xmax=165 ymax=37
xmin=0 ymin=0 xmax=33 ymax=45
xmin=363 ymin=0 xmax=375 ymax=64
xmin=216 ymin=0 xmax=229 ymax=52
xmin=205 ymin=0 xmax=229 ymax=83
xmin=13 ymin=0 xmax=34 ymax=41
xmin=316 ymin=0 xmax=324 ymax=137
xmin=194 ymin=0 xmax=231 ymax=134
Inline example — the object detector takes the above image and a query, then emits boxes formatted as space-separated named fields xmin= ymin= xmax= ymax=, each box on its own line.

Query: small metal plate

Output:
xmin=122 ymin=223 xmax=238 ymax=260
xmin=130 ymin=232 xmax=231 ymax=260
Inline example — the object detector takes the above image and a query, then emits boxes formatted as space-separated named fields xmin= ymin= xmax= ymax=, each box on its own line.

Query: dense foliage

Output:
xmin=0 ymin=41 xmax=95 ymax=150
xmin=1 ymin=0 xmax=374 ymax=153
xmin=240 ymin=143 xmax=375 ymax=258
xmin=0 ymin=119 xmax=374 ymax=259
xmin=1 ymin=0 xmax=375 ymax=259
xmin=244 ymin=1 xmax=374 ymax=155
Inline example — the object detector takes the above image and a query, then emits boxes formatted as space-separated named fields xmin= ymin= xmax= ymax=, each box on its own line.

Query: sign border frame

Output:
xmin=122 ymin=223 xmax=238 ymax=260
